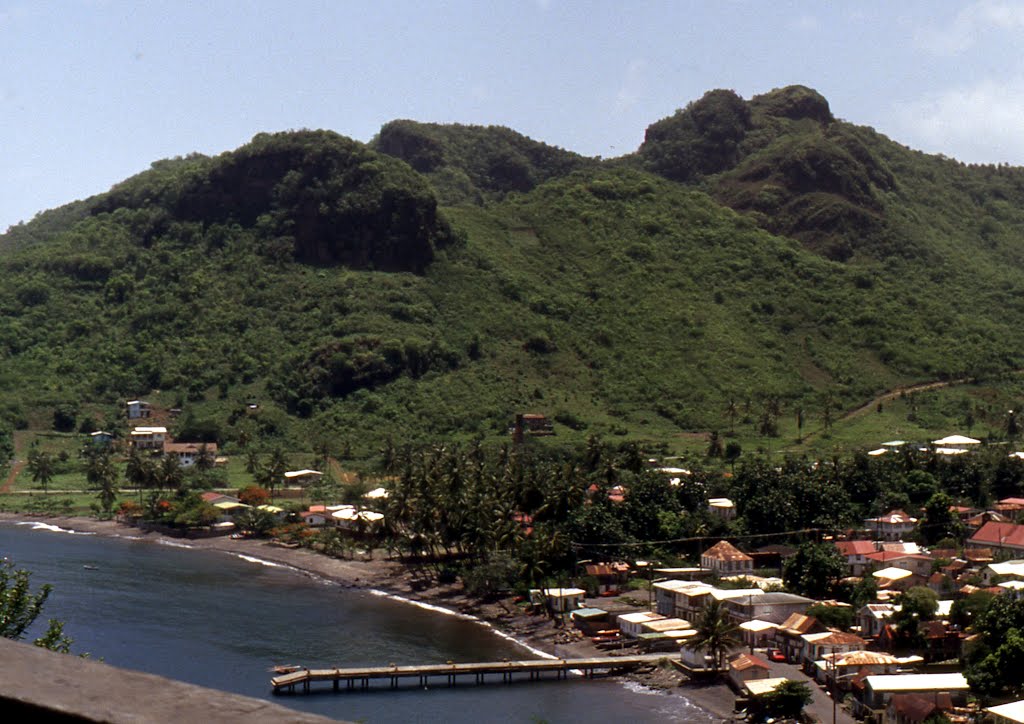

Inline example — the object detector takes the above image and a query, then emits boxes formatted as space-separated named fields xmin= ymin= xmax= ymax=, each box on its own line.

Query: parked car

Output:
xmin=767 ymin=648 xmax=786 ymax=662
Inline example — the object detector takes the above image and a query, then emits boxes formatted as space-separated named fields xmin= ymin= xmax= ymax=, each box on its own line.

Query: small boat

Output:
xmin=82 ymin=565 xmax=98 ymax=571
xmin=270 ymin=664 xmax=302 ymax=675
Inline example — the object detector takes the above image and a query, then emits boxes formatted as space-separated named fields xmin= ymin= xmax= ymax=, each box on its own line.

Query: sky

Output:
xmin=2 ymin=0 xmax=1024 ymax=232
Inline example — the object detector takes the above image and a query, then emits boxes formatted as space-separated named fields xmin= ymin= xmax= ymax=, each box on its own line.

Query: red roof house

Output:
xmin=969 ymin=521 xmax=1024 ymax=555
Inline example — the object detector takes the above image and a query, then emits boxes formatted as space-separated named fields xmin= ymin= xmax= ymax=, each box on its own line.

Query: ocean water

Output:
xmin=0 ymin=521 xmax=713 ymax=723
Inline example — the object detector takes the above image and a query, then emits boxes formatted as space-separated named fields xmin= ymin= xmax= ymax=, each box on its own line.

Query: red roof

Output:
xmin=729 ymin=653 xmax=771 ymax=672
xmin=864 ymin=550 xmax=913 ymax=563
xmin=703 ymin=540 xmax=753 ymax=562
xmin=970 ymin=521 xmax=1024 ymax=548
xmin=836 ymin=541 xmax=876 ymax=557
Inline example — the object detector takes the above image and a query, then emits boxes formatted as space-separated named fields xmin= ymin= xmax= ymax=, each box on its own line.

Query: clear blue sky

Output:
xmin=3 ymin=0 xmax=1024 ymax=231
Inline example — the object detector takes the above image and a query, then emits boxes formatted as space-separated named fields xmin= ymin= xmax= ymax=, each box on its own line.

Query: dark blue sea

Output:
xmin=0 ymin=521 xmax=712 ymax=722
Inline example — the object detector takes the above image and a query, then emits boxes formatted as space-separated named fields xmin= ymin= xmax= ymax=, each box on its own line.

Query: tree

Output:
xmin=85 ymin=448 xmax=119 ymax=516
xmin=724 ymin=442 xmax=742 ymax=472
xmin=236 ymin=506 xmax=278 ymax=537
xmin=920 ymin=491 xmax=963 ymax=545
xmin=891 ymin=586 xmax=939 ymax=648
xmin=26 ymin=450 xmax=55 ymax=494
xmin=759 ymin=679 xmax=812 ymax=721
xmin=950 ymin=590 xmax=994 ymax=629
xmin=783 ymin=542 xmax=845 ymax=599
xmin=685 ymin=598 xmax=740 ymax=671
xmin=260 ymin=447 xmax=288 ymax=497
xmin=706 ymin=430 xmax=723 ymax=458
xmin=155 ymin=454 xmax=184 ymax=494
xmin=238 ymin=485 xmax=270 ymax=507
xmin=0 ymin=560 xmax=72 ymax=653
xmin=806 ymin=602 xmax=853 ymax=631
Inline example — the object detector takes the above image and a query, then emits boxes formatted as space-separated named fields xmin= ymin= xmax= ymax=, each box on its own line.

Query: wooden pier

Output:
xmin=271 ymin=653 xmax=670 ymax=695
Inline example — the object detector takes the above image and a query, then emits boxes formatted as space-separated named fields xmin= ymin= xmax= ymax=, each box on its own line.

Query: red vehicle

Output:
xmin=767 ymin=648 xmax=786 ymax=663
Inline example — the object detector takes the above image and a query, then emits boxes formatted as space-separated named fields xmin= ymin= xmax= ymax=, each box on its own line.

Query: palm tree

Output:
xmin=26 ymin=450 xmax=55 ymax=495
xmin=685 ymin=598 xmax=740 ymax=672
xmin=85 ymin=449 xmax=119 ymax=516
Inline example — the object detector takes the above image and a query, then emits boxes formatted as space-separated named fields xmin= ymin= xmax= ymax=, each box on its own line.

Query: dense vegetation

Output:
xmin=5 ymin=86 xmax=1024 ymax=460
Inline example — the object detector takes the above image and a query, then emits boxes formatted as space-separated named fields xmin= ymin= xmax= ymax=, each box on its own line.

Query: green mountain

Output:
xmin=4 ymin=86 xmax=1024 ymax=457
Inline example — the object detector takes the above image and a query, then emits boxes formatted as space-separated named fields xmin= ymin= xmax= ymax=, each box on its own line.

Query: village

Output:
xmin=29 ymin=401 xmax=1024 ymax=723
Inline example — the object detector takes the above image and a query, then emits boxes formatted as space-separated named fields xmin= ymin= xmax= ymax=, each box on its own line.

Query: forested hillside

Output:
xmin=4 ymin=86 xmax=1024 ymax=458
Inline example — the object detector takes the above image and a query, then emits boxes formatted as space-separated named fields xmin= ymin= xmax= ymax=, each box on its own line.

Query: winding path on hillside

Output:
xmin=1 ymin=432 xmax=29 ymax=493
xmin=800 ymin=370 xmax=1024 ymax=446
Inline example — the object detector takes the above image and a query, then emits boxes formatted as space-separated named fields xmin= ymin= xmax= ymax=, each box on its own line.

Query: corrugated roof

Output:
xmin=702 ymin=540 xmax=752 ymax=562
xmin=865 ymin=673 xmax=968 ymax=692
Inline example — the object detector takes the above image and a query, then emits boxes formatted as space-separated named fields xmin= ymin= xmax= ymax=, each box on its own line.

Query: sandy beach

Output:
xmin=0 ymin=512 xmax=738 ymax=721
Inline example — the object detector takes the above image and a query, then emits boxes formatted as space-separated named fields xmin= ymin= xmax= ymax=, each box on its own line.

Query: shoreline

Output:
xmin=0 ymin=512 xmax=737 ymax=721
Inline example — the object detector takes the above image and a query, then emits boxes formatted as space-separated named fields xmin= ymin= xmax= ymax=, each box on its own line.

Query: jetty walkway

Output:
xmin=271 ymin=653 xmax=669 ymax=694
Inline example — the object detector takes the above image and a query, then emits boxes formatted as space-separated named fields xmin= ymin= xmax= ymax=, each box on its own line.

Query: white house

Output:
xmin=126 ymin=400 xmax=152 ymax=419
xmin=618 ymin=611 xmax=665 ymax=638
xmin=284 ymin=469 xmax=323 ymax=486
xmin=708 ymin=498 xmax=736 ymax=521
xmin=858 ymin=603 xmax=898 ymax=638
xmin=800 ymin=630 xmax=866 ymax=666
xmin=163 ymin=442 xmax=217 ymax=468
xmin=530 ymin=588 xmax=586 ymax=614
xmin=701 ymin=541 xmax=754 ymax=574
xmin=130 ymin=426 xmax=167 ymax=450
xmin=860 ymin=673 xmax=969 ymax=712
xmin=864 ymin=510 xmax=918 ymax=540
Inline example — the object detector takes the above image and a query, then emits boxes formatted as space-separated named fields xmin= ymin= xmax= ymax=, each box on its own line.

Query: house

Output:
xmin=213 ymin=500 xmax=249 ymax=519
xmin=814 ymin=650 xmax=899 ymax=687
xmin=163 ymin=442 xmax=217 ymax=468
xmin=858 ymin=604 xmax=898 ymax=638
xmin=667 ymin=582 xmax=716 ymax=621
xmin=569 ymin=608 xmax=609 ymax=636
xmin=727 ymin=653 xmax=771 ymax=692
xmin=126 ymin=400 xmax=152 ymax=419
xmin=511 ymin=413 xmax=554 ymax=441
xmin=776 ymin=613 xmax=826 ymax=661
xmin=919 ymin=620 xmax=963 ymax=661
xmin=886 ymin=693 xmax=954 ymax=724
xmin=966 ymin=511 xmax=1010 ymax=531
xmin=584 ymin=562 xmax=630 ymax=595
xmin=859 ymin=673 xmax=968 ymax=713
xmin=864 ymin=510 xmax=918 ymax=541
xmin=836 ymin=540 xmax=878 ymax=576
xmin=701 ymin=541 xmax=753 ymax=575
xmin=283 ymin=469 xmax=323 ymax=487
xmin=89 ymin=430 xmax=113 ymax=446
xmin=738 ymin=620 xmax=779 ymax=649
xmin=982 ymin=559 xmax=1024 ymax=585
xmin=530 ymin=588 xmax=585 ymax=614
xmin=330 ymin=506 xmax=384 ymax=532
xmin=800 ymin=630 xmax=866 ymax=668
xmin=300 ymin=506 xmax=329 ymax=527
xmin=969 ymin=521 xmax=1024 ymax=556
xmin=932 ymin=434 xmax=981 ymax=447
xmin=864 ymin=551 xmax=933 ymax=578
xmin=964 ymin=546 xmax=995 ymax=564
xmin=707 ymin=498 xmax=736 ymax=521
xmin=987 ymin=700 xmax=1024 ymax=724
xmin=721 ymin=591 xmax=814 ymax=625
xmin=654 ymin=579 xmax=703 ymax=617
xmin=617 ymin=611 xmax=665 ymax=638
xmin=200 ymin=492 xmax=239 ymax=505
xmin=129 ymin=426 xmax=167 ymax=451
xmin=872 ymin=567 xmax=923 ymax=591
